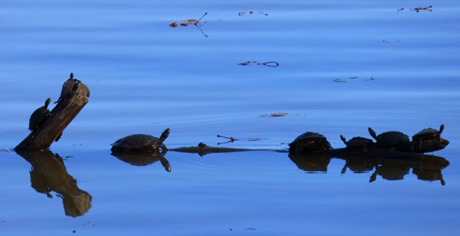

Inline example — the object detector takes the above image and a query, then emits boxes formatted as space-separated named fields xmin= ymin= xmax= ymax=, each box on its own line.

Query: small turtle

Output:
xmin=412 ymin=124 xmax=449 ymax=153
xmin=29 ymin=98 xmax=52 ymax=132
xmin=111 ymin=128 xmax=170 ymax=153
xmin=289 ymin=132 xmax=331 ymax=154
xmin=368 ymin=127 xmax=411 ymax=151
xmin=340 ymin=135 xmax=375 ymax=151
xmin=55 ymin=73 xmax=78 ymax=104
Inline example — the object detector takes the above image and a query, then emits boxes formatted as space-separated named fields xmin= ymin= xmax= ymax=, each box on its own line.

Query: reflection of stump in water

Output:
xmin=16 ymin=150 xmax=92 ymax=217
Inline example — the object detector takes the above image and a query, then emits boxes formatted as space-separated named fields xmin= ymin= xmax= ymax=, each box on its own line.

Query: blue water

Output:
xmin=1 ymin=0 xmax=460 ymax=235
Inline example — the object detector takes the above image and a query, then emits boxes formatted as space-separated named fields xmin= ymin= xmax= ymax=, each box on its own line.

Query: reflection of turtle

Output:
xmin=55 ymin=73 xmax=78 ymax=104
xmin=111 ymin=152 xmax=171 ymax=172
xmin=412 ymin=124 xmax=449 ymax=153
xmin=369 ymin=161 xmax=411 ymax=182
xmin=340 ymin=135 xmax=375 ymax=151
xmin=289 ymin=153 xmax=331 ymax=173
xmin=368 ymin=128 xmax=411 ymax=151
xmin=289 ymin=132 xmax=331 ymax=154
xmin=29 ymin=98 xmax=52 ymax=132
xmin=111 ymin=128 xmax=170 ymax=153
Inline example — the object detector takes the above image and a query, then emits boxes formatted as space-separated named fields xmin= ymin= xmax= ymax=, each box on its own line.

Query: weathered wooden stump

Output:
xmin=15 ymin=74 xmax=90 ymax=151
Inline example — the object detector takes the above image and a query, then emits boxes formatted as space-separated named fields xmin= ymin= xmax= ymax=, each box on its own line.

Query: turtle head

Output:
xmin=340 ymin=135 xmax=347 ymax=145
xmin=439 ymin=124 xmax=444 ymax=134
xmin=44 ymin=98 xmax=51 ymax=107
xmin=368 ymin=127 xmax=378 ymax=140
xmin=159 ymin=128 xmax=170 ymax=143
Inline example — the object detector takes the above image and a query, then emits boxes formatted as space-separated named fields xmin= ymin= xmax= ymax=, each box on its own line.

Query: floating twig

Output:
xmin=217 ymin=134 xmax=267 ymax=145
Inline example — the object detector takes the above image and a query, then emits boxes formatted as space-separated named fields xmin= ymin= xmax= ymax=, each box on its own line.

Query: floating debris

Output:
xmin=333 ymin=78 xmax=347 ymax=83
xmin=238 ymin=10 xmax=268 ymax=16
xmin=397 ymin=5 xmax=432 ymax=13
xmin=169 ymin=12 xmax=208 ymax=37
xmin=217 ymin=134 xmax=267 ymax=145
xmin=169 ymin=12 xmax=208 ymax=27
xmin=333 ymin=76 xmax=376 ymax=83
xmin=414 ymin=5 xmax=433 ymax=12
xmin=260 ymin=112 xmax=288 ymax=117
xmin=381 ymin=39 xmax=400 ymax=44
xmin=238 ymin=61 xmax=279 ymax=67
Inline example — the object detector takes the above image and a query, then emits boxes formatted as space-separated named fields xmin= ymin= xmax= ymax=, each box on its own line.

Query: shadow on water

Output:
xmin=15 ymin=150 xmax=92 ymax=217
xmin=289 ymin=152 xmax=449 ymax=185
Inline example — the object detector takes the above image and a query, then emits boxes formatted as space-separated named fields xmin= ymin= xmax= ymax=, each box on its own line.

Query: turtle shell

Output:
xmin=289 ymin=132 xmax=331 ymax=154
xmin=340 ymin=135 xmax=374 ymax=150
xmin=29 ymin=98 xmax=51 ymax=131
xmin=368 ymin=128 xmax=411 ymax=151
xmin=413 ymin=125 xmax=444 ymax=141
xmin=111 ymin=128 xmax=170 ymax=153
xmin=412 ymin=125 xmax=448 ymax=152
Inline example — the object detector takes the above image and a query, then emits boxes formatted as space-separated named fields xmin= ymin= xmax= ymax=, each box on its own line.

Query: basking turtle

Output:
xmin=111 ymin=128 xmax=170 ymax=153
xmin=29 ymin=98 xmax=52 ymax=132
xmin=289 ymin=132 xmax=331 ymax=154
xmin=55 ymin=73 xmax=78 ymax=104
xmin=340 ymin=135 xmax=375 ymax=151
xmin=412 ymin=124 xmax=449 ymax=153
xmin=368 ymin=127 xmax=411 ymax=151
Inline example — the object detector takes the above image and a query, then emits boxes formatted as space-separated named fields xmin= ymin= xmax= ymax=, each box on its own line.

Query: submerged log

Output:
xmin=15 ymin=75 xmax=90 ymax=151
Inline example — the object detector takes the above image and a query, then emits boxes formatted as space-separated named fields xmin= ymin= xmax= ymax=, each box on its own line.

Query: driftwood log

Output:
xmin=15 ymin=75 xmax=90 ymax=151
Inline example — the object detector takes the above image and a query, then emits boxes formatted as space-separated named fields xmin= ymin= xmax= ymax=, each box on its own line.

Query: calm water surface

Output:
xmin=1 ymin=0 xmax=460 ymax=235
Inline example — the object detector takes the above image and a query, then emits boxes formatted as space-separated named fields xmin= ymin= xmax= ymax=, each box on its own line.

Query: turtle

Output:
xmin=111 ymin=128 xmax=170 ymax=153
xmin=29 ymin=98 xmax=52 ymax=132
xmin=412 ymin=124 xmax=449 ymax=153
xmin=368 ymin=127 xmax=411 ymax=151
xmin=289 ymin=132 xmax=331 ymax=154
xmin=55 ymin=73 xmax=78 ymax=104
xmin=340 ymin=135 xmax=375 ymax=151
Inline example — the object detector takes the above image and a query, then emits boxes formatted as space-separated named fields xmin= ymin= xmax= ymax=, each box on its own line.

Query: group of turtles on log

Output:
xmin=23 ymin=74 xmax=449 ymax=163
xmin=289 ymin=125 xmax=449 ymax=156
xmin=108 ymin=124 xmax=449 ymax=159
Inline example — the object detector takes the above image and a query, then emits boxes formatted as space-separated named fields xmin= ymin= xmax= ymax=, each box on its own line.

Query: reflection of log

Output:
xmin=15 ymin=77 xmax=90 ymax=151
xmin=16 ymin=149 xmax=92 ymax=217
